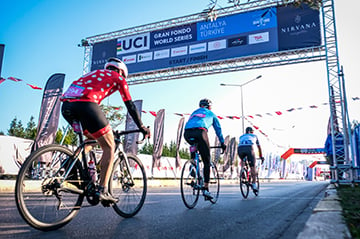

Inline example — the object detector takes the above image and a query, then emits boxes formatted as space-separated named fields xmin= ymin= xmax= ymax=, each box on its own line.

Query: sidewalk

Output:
xmin=0 ymin=179 xmax=352 ymax=238
xmin=297 ymin=183 xmax=352 ymax=239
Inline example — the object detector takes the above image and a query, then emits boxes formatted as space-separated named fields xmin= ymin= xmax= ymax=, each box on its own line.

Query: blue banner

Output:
xmin=277 ymin=3 xmax=321 ymax=51
xmin=150 ymin=24 xmax=197 ymax=49
xmin=197 ymin=8 xmax=277 ymax=41
xmin=91 ymin=39 xmax=117 ymax=71
xmin=90 ymin=4 xmax=320 ymax=75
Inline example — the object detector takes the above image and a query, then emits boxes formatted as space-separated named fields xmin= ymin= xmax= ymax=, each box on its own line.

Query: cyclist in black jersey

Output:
xmin=184 ymin=99 xmax=226 ymax=199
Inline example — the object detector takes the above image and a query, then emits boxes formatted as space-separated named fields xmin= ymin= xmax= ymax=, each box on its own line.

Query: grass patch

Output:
xmin=337 ymin=185 xmax=360 ymax=239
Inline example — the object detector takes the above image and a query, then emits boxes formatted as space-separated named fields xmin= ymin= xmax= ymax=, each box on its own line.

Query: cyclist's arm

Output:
xmin=124 ymin=100 xmax=144 ymax=130
xmin=117 ymin=77 xmax=145 ymax=130
xmin=256 ymin=137 xmax=263 ymax=158
xmin=212 ymin=114 xmax=224 ymax=143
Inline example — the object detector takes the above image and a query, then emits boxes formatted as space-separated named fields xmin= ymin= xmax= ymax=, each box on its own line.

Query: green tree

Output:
xmin=8 ymin=117 xmax=25 ymax=138
xmin=139 ymin=141 xmax=190 ymax=159
xmin=100 ymin=104 xmax=125 ymax=130
xmin=54 ymin=126 xmax=78 ymax=145
xmin=24 ymin=116 xmax=37 ymax=140
xmin=139 ymin=142 xmax=154 ymax=154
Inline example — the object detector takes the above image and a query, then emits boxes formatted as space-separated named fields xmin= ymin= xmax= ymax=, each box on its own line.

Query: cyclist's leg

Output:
xmin=96 ymin=131 xmax=115 ymax=188
xmin=197 ymin=130 xmax=211 ymax=188
xmin=73 ymin=102 xmax=117 ymax=204
xmin=247 ymin=148 xmax=257 ymax=185
xmin=184 ymin=129 xmax=197 ymax=160
xmin=237 ymin=146 xmax=247 ymax=170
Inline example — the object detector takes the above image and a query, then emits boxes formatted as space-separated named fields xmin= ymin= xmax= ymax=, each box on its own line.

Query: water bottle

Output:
xmin=88 ymin=159 xmax=97 ymax=183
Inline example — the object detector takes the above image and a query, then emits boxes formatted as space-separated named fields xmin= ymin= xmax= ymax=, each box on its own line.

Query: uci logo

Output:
xmin=117 ymin=33 xmax=150 ymax=55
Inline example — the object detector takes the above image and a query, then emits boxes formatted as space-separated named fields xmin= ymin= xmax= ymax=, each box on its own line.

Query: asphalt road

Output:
xmin=0 ymin=181 xmax=328 ymax=239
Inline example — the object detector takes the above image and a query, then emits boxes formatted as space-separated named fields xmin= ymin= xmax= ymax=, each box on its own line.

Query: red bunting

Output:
xmin=149 ymin=111 xmax=157 ymax=117
xmin=7 ymin=76 xmax=22 ymax=82
xmin=26 ymin=84 xmax=42 ymax=90
xmin=0 ymin=76 xmax=42 ymax=90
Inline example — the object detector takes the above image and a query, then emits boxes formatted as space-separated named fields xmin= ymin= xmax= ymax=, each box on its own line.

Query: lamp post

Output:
xmin=220 ymin=75 xmax=262 ymax=134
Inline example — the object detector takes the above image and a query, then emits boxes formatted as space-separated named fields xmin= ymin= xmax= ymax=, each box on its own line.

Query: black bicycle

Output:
xmin=239 ymin=157 xmax=260 ymax=199
xmin=15 ymin=122 xmax=148 ymax=231
xmin=180 ymin=142 xmax=222 ymax=209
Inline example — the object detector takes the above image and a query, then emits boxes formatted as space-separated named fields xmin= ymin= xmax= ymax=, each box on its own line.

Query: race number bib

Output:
xmin=63 ymin=84 xmax=85 ymax=98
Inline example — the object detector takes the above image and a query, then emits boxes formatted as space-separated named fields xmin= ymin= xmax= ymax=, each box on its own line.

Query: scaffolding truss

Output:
xmin=80 ymin=0 xmax=356 ymax=184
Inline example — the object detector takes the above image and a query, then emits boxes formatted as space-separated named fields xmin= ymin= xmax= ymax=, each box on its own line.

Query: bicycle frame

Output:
xmin=180 ymin=142 xmax=221 ymax=209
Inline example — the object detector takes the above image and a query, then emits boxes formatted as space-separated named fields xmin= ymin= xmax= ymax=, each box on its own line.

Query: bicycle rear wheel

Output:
xmin=110 ymin=153 xmax=147 ymax=218
xmin=15 ymin=144 xmax=84 ymax=231
xmin=208 ymin=161 xmax=220 ymax=204
xmin=239 ymin=168 xmax=249 ymax=199
xmin=180 ymin=160 xmax=200 ymax=209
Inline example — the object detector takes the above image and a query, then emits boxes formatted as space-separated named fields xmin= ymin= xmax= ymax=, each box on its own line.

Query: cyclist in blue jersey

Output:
xmin=238 ymin=127 xmax=264 ymax=192
xmin=184 ymin=98 xmax=227 ymax=199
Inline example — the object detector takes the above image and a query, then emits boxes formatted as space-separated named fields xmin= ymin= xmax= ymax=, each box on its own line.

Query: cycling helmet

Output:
xmin=104 ymin=57 xmax=128 ymax=78
xmin=246 ymin=127 xmax=254 ymax=134
xmin=199 ymin=98 xmax=212 ymax=108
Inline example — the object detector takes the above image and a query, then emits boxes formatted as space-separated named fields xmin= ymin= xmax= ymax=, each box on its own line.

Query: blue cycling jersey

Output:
xmin=238 ymin=133 xmax=259 ymax=146
xmin=185 ymin=107 xmax=225 ymax=143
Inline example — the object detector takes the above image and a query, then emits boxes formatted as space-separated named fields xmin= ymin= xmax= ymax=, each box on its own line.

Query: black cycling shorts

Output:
xmin=61 ymin=101 xmax=110 ymax=138
xmin=237 ymin=145 xmax=256 ymax=167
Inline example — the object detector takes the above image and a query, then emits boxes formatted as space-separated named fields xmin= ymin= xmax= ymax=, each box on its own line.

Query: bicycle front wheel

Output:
xmin=15 ymin=144 xmax=84 ymax=231
xmin=110 ymin=153 xmax=147 ymax=218
xmin=208 ymin=161 xmax=220 ymax=204
xmin=180 ymin=160 xmax=200 ymax=209
xmin=239 ymin=168 xmax=249 ymax=199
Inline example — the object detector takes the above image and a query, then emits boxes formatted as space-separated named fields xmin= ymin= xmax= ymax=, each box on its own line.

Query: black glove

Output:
xmin=221 ymin=143 xmax=227 ymax=152
xmin=260 ymin=156 xmax=264 ymax=164
xmin=140 ymin=125 xmax=151 ymax=139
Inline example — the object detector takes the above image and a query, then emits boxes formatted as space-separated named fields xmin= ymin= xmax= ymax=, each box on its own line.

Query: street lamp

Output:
xmin=220 ymin=75 xmax=262 ymax=134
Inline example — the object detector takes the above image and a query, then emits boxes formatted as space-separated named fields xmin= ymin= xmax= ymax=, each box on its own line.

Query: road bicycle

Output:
xmin=180 ymin=142 xmax=222 ymax=209
xmin=15 ymin=121 xmax=148 ymax=231
xmin=239 ymin=157 xmax=261 ymax=199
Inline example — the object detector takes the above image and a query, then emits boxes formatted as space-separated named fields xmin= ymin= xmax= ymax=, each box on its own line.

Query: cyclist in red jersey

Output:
xmin=61 ymin=57 xmax=150 ymax=205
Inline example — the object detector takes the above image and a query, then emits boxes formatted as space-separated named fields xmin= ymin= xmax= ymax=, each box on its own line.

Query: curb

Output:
xmin=297 ymin=184 xmax=352 ymax=239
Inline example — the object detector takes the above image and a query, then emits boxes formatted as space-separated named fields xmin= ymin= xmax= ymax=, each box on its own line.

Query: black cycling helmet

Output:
xmin=199 ymin=98 xmax=212 ymax=108
xmin=104 ymin=57 xmax=128 ymax=78
xmin=246 ymin=127 xmax=254 ymax=134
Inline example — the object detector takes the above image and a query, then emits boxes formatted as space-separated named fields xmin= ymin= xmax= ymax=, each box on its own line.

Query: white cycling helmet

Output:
xmin=104 ymin=57 xmax=128 ymax=78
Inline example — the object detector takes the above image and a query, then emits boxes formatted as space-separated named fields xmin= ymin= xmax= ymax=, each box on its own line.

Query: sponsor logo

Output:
xmin=228 ymin=36 xmax=247 ymax=47
xmin=122 ymin=55 xmax=136 ymax=64
xmin=117 ymin=33 xmax=150 ymax=55
xmin=248 ymin=32 xmax=269 ymax=44
xmin=189 ymin=43 xmax=207 ymax=54
xmin=154 ymin=49 xmax=170 ymax=60
xmin=208 ymin=39 xmax=226 ymax=51
xmin=280 ymin=15 xmax=318 ymax=35
xmin=171 ymin=46 xmax=188 ymax=57
xmin=252 ymin=16 xmax=271 ymax=27
xmin=137 ymin=52 xmax=153 ymax=62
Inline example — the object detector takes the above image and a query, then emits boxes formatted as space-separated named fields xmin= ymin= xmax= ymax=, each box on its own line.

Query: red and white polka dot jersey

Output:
xmin=61 ymin=69 xmax=132 ymax=104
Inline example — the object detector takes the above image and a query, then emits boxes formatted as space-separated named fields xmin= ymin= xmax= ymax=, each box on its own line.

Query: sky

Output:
xmin=1 ymin=0 xmax=359 ymax=158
